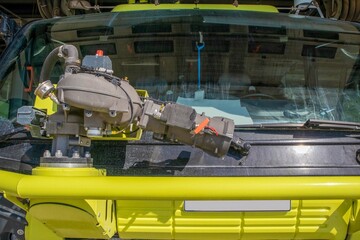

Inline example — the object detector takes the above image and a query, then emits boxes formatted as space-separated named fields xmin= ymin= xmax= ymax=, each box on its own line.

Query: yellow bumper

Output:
xmin=2 ymin=169 xmax=360 ymax=239
xmin=1 ymin=169 xmax=360 ymax=200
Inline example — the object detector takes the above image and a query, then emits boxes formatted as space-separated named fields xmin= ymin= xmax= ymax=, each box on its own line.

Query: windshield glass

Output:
xmin=1 ymin=10 xmax=360 ymax=125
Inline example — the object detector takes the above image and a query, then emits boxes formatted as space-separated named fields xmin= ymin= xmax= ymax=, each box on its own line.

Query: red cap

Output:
xmin=96 ymin=50 xmax=104 ymax=56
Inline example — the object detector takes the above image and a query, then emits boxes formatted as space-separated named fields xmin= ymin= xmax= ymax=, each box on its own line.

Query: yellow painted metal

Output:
xmin=348 ymin=200 xmax=360 ymax=237
xmin=25 ymin=167 xmax=116 ymax=239
xmin=1 ymin=169 xmax=360 ymax=200
xmin=0 ymin=168 xmax=358 ymax=239
xmin=28 ymin=199 xmax=116 ymax=239
xmin=26 ymin=213 xmax=64 ymax=240
xmin=34 ymin=92 xmax=57 ymax=115
xmin=117 ymin=199 xmax=352 ymax=240
xmin=112 ymin=4 xmax=278 ymax=13
xmin=0 ymin=170 xmax=23 ymax=196
xmin=348 ymin=231 xmax=360 ymax=240
xmin=32 ymin=167 xmax=106 ymax=177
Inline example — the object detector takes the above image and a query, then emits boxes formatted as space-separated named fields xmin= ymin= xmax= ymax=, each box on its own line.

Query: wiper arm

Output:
xmin=230 ymin=137 xmax=251 ymax=156
xmin=235 ymin=123 xmax=303 ymax=129
xmin=235 ymin=119 xmax=360 ymax=131
xmin=304 ymin=119 xmax=360 ymax=130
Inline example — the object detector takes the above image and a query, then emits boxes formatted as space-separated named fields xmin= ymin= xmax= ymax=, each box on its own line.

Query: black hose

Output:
xmin=39 ymin=46 xmax=61 ymax=83
xmin=39 ymin=45 xmax=80 ymax=83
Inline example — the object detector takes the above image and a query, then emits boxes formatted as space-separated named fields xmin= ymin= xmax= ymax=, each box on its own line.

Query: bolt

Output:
xmin=17 ymin=229 xmax=24 ymax=236
xmin=43 ymin=150 xmax=51 ymax=157
xmin=85 ymin=151 xmax=91 ymax=158
xmin=72 ymin=151 xmax=80 ymax=158
xmin=55 ymin=150 xmax=63 ymax=158
xmin=63 ymin=104 xmax=70 ymax=111
xmin=85 ymin=110 xmax=93 ymax=117
xmin=109 ymin=110 xmax=117 ymax=117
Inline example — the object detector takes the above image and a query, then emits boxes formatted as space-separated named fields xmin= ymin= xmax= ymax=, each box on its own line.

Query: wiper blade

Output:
xmin=304 ymin=119 xmax=360 ymax=130
xmin=235 ymin=119 xmax=360 ymax=131
xmin=235 ymin=122 xmax=303 ymax=129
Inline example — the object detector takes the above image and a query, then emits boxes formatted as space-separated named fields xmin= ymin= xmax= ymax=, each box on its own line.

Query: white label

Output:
xmin=184 ymin=200 xmax=291 ymax=212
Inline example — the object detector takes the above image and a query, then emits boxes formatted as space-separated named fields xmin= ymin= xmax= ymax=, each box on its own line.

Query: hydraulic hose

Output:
xmin=39 ymin=45 xmax=80 ymax=83
xmin=39 ymin=46 xmax=61 ymax=83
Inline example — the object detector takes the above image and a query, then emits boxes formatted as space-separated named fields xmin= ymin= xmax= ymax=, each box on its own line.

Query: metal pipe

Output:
xmin=0 ymin=170 xmax=24 ymax=196
xmin=1 ymin=169 xmax=360 ymax=200
xmin=60 ymin=44 xmax=79 ymax=67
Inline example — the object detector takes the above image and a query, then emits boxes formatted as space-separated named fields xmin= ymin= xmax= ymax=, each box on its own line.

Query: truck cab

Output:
xmin=1 ymin=2 xmax=360 ymax=240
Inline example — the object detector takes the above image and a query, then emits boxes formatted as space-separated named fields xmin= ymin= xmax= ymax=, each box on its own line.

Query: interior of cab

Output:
xmin=1 ymin=10 xmax=360 ymax=125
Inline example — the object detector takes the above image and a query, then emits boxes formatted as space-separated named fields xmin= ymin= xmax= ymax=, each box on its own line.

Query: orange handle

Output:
xmin=24 ymin=66 xmax=34 ymax=93
xmin=193 ymin=118 xmax=209 ymax=134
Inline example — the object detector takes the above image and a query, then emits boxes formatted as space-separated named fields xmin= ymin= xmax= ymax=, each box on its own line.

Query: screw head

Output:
xmin=55 ymin=150 xmax=63 ymax=158
xmin=72 ymin=151 xmax=80 ymax=158
xmin=85 ymin=152 xmax=91 ymax=158
xmin=43 ymin=150 xmax=51 ymax=157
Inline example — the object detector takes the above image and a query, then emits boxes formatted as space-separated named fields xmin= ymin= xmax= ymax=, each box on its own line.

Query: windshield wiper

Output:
xmin=303 ymin=119 xmax=360 ymax=130
xmin=235 ymin=119 xmax=360 ymax=131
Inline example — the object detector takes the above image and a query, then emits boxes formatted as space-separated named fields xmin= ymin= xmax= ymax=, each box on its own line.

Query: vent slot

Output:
xmin=191 ymin=24 xmax=230 ymax=33
xmin=134 ymin=41 xmax=174 ymax=53
xmin=303 ymin=30 xmax=339 ymax=40
xmin=302 ymin=45 xmax=337 ymax=59
xmin=192 ymin=40 xmax=229 ymax=52
xmin=132 ymin=24 xmax=172 ymax=34
xmin=249 ymin=26 xmax=286 ymax=35
xmin=77 ymin=27 xmax=114 ymax=37
xmin=248 ymin=41 xmax=285 ymax=54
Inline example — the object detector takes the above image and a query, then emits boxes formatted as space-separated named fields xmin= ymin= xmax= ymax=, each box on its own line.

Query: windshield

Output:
xmin=1 ymin=10 xmax=360 ymax=125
